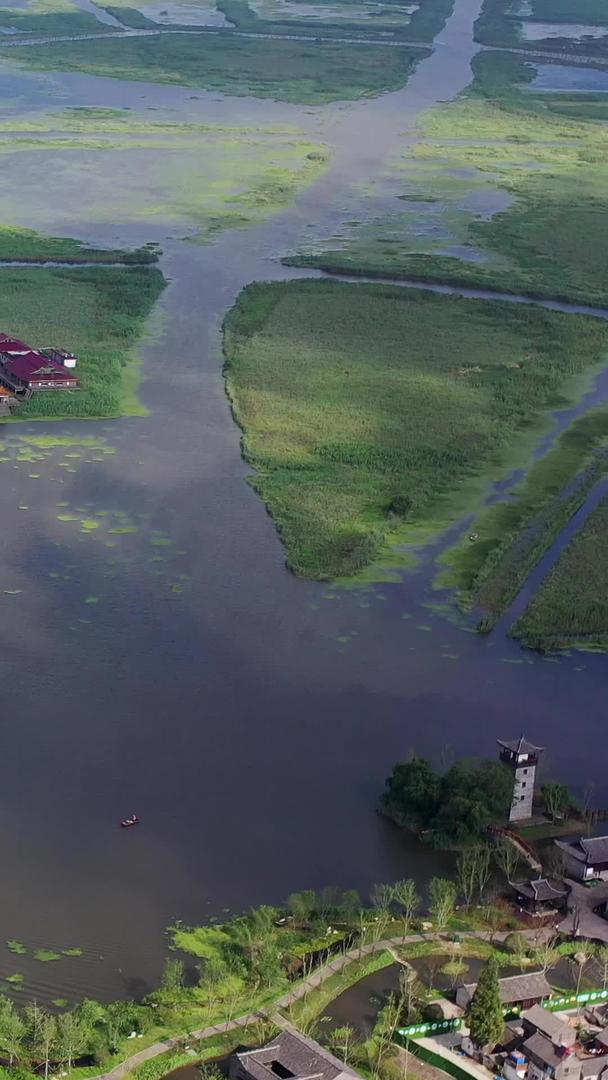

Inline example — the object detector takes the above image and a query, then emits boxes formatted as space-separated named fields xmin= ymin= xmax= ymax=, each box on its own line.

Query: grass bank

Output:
xmin=7 ymin=33 xmax=425 ymax=103
xmin=0 ymin=224 xmax=157 ymax=264
xmin=438 ymin=409 xmax=608 ymax=622
xmin=223 ymin=278 xmax=608 ymax=580
xmin=0 ymin=262 xmax=165 ymax=422
xmin=511 ymin=492 xmax=608 ymax=651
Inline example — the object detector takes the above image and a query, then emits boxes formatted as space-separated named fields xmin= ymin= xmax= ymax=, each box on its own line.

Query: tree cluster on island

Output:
xmin=379 ymin=754 xmax=514 ymax=846
xmin=379 ymin=754 xmax=577 ymax=846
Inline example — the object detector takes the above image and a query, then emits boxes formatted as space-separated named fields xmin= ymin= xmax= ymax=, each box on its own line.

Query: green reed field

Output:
xmin=512 ymin=493 xmax=608 ymax=652
xmin=6 ymin=33 xmax=425 ymax=104
xmin=223 ymin=279 xmax=608 ymax=579
xmin=0 ymin=262 xmax=165 ymax=421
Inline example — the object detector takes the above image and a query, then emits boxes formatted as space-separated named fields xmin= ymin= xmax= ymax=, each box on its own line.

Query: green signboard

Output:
xmin=398 ymin=988 xmax=608 ymax=1038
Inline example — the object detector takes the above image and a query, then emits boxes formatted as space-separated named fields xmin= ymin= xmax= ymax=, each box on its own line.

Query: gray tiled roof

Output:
xmin=581 ymin=837 xmax=608 ymax=864
xmin=497 ymin=735 xmax=544 ymax=755
xmin=233 ymin=1027 xmax=362 ymax=1080
xmin=582 ymin=1056 xmax=608 ymax=1079
xmin=460 ymin=972 xmax=552 ymax=1006
xmin=523 ymin=1032 xmax=574 ymax=1072
xmin=556 ymin=837 xmax=608 ymax=866
xmin=522 ymin=1006 xmax=575 ymax=1047
xmin=516 ymin=878 xmax=567 ymax=902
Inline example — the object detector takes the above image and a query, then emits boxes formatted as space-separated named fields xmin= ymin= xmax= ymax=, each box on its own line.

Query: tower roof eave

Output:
xmin=497 ymin=734 xmax=545 ymax=756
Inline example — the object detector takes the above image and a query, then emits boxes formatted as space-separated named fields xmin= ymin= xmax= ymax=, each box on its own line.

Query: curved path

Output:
xmin=93 ymin=928 xmax=540 ymax=1080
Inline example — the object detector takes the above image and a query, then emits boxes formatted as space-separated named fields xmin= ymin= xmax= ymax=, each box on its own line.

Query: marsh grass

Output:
xmin=512 ymin=493 xmax=608 ymax=650
xmin=224 ymin=279 xmax=608 ymax=579
xmin=288 ymin=51 xmax=608 ymax=307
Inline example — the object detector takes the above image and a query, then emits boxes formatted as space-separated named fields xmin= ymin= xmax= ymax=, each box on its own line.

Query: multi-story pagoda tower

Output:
xmin=497 ymin=735 xmax=545 ymax=823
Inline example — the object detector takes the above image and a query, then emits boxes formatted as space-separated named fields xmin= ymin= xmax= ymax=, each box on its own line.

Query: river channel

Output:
xmin=0 ymin=0 xmax=606 ymax=1006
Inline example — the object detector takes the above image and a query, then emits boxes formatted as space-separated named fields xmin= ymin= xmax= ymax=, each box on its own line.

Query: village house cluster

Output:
xmin=0 ymin=332 xmax=79 ymax=411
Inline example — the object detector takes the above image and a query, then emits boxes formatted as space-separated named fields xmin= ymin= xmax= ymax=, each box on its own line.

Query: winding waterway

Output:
xmin=0 ymin=0 xmax=607 ymax=1006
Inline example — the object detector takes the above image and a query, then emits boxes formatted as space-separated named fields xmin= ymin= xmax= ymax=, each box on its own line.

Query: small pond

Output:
xmin=131 ymin=0 xmax=232 ymax=24
xmin=529 ymin=64 xmax=608 ymax=92
xmin=320 ymin=953 xmax=607 ymax=1038
xmin=519 ymin=20 xmax=608 ymax=40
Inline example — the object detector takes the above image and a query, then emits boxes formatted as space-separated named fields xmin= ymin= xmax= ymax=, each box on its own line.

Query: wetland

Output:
xmin=0 ymin=0 xmax=608 ymax=1013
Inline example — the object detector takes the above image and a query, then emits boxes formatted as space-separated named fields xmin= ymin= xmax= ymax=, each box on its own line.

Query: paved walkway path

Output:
xmin=558 ymin=879 xmax=608 ymax=945
xmin=92 ymin=930 xmax=520 ymax=1080
xmin=416 ymin=1038 xmax=493 ymax=1080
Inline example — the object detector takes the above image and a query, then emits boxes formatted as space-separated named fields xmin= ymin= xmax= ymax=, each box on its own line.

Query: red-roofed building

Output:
xmin=0 ymin=334 xmax=79 ymax=393
xmin=0 ymin=335 xmax=33 ymax=355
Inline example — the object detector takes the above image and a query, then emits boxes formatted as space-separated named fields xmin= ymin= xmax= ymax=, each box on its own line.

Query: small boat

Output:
xmin=121 ymin=814 xmax=139 ymax=828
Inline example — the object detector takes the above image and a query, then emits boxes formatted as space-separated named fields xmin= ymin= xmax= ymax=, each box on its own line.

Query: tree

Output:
xmin=477 ymin=846 xmax=492 ymax=902
xmin=162 ymin=958 xmax=185 ymax=994
xmin=531 ymin=934 xmax=559 ymax=976
xmin=457 ymin=847 xmax=491 ymax=906
xmin=104 ymin=1001 xmax=141 ymax=1054
xmin=571 ymin=941 xmax=596 ymax=1005
xmin=379 ymin=755 xmax=441 ymax=830
xmin=433 ymin=761 xmax=513 ymax=845
xmin=367 ymin=994 xmax=403 ymax=1080
xmin=371 ymin=883 xmax=393 ymax=915
xmin=392 ymin=879 xmax=420 ymax=941
xmin=494 ymin=838 xmax=520 ymax=884
xmin=467 ymin=956 xmax=503 ymax=1050
xmin=288 ymin=890 xmax=317 ymax=926
xmin=428 ymin=878 xmax=457 ymax=934
xmin=0 ymin=997 xmax=25 ymax=1066
xmin=399 ymin=963 xmax=423 ymax=1023
xmin=40 ymin=1013 xmax=57 ymax=1080
xmin=595 ymin=946 xmax=608 ymax=991
xmin=328 ymin=1025 xmax=358 ymax=1064
xmin=541 ymin=782 xmax=571 ymax=823
xmin=56 ymin=1012 xmax=89 ymax=1071
xmin=339 ymin=890 xmax=361 ymax=922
